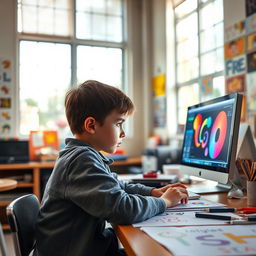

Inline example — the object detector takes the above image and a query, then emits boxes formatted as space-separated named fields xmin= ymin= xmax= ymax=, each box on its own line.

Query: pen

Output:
xmin=195 ymin=212 xmax=240 ymax=220
xmin=228 ymin=220 xmax=256 ymax=225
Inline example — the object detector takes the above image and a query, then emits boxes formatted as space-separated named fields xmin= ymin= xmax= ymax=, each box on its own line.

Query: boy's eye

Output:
xmin=116 ymin=123 xmax=122 ymax=127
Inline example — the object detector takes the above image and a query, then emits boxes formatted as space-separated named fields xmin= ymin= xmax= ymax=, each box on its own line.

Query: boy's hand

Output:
xmin=151 ymin=183 xmax=187 ymax=198
xmin=159 ymin=184 xmax=188 ymax=208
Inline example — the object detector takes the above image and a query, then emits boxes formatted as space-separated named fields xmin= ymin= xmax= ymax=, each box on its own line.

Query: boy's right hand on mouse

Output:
xmin=160 ymin=186 xmax=188 ymax=208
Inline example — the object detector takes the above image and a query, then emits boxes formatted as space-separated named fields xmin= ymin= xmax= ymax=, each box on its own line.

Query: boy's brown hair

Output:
xmin=65 ymin=80 xmax=135 ymax=134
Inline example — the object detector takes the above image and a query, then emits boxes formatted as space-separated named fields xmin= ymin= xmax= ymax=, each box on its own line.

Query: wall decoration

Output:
xmin=225 ymin=20 xmax=245 ymax=42
xmin=246 ymin=13 xmax=256 ymax=34
xmin=247 ymin=51 xmax=256 ymax=72
xmin=224 ymin=37 xmax=245 ymax=59
xmin=247 ymin=71 xmax=256 ymax=110
xmin=225 ymin=55 xmax=246 ymax=77
xmin=0 ymin=58 xmax=13 ymax=137
xmin=246 ymin=0 xmax=256 ymax=17
xmin=152 ymin=74 xmax=166 ymax=97
xmin=226 ymin=74 xmax=245 ymax=94
xmin=153 ymin=96 xmax=166 ymax=128
xmin=200 ymin=76 xmax=213 ymax=96
xmin=247 ymin=32 xmax=256 ymax=52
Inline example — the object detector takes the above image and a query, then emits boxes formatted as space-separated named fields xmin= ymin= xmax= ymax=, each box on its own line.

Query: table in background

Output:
xmin=114 ymin=180 xmax=249 ymax=256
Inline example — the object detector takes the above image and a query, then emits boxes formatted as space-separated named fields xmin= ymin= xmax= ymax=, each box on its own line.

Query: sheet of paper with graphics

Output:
xmin=133 ymin=212 xmax=241 ymax=227
xmin=141 ymin=225 xmax=256 ymax=256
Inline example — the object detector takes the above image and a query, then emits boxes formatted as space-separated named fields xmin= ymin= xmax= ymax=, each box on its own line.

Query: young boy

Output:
xmin=34 ymin=80 xmax=188 ymax=256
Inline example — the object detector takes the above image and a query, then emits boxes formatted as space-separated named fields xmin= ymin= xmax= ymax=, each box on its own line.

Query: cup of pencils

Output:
xmin=236 ymin=159 xmax=256 ymax=206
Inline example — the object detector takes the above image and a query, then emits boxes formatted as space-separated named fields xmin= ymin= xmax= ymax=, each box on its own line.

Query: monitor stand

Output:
xmin=189 ymin=183 xmax=231 ymax=194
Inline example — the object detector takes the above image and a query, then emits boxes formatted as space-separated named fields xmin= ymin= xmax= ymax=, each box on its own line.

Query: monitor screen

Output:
xmin=0 ymin=140 xmax=29 ymax=163
xmin=180 ymin=93 xmax=242 ymax=191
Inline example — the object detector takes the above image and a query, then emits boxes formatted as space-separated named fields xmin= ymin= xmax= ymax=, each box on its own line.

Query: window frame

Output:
xmin=16 ymin=0 xmax=128 ymax=137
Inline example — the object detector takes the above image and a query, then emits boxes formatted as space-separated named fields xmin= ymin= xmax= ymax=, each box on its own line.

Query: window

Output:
xmin=174 ymin=0 xmax=225 ymax=125
xmin=17 ymin=0 xmax=125 ymax=136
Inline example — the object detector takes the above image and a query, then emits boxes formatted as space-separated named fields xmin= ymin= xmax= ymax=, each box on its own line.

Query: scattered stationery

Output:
xmin=133 ymin=211 xmax=241 ymax=227
xmin=141 ymin=225 xmax=256 ymax=256
xmin=204 ymin=207 xmax=256 ymax=214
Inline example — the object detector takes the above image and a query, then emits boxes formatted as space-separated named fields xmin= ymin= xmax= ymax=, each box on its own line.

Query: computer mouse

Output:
xmin=227 ymin=187 xmax=244 ymax=199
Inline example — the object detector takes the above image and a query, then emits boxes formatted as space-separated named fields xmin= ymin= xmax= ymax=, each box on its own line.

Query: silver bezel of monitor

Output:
xmin=179 ymin=93 xmax=242 ymax=193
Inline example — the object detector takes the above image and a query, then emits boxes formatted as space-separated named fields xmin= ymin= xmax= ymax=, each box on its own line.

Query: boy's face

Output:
xmin=94 ymin=110 xmax=127 ymax=154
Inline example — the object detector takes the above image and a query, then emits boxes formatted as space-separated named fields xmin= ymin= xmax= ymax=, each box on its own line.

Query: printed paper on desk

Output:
xmin=141 ymin=225 xmax=256 ymax=256
xmin=166 ymin=198 xmax=225 ymax=212
xmin=133 ymin=212 xmax=241 ymax=227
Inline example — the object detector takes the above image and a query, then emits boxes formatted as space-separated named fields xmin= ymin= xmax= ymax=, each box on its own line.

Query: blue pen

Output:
xmin=195 ymin=212 xmax=240 ymax=220
xmin=248 ymin=215 xmax=256 ymax=221
xmin=205 ymin=208 xmax=235 ymax=213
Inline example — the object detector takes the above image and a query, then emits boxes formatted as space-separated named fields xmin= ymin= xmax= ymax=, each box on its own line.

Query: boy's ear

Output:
xmin=84 ymin=117 xmax=96 ymax=134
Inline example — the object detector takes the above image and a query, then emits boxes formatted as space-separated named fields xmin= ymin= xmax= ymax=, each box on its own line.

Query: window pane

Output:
xmin=215 ymin=22 xmax=223 ymax=48
xmin=18 ymin=0 xmax=72 ymax=36
xmin=176 ymin=13 xmax=198 ymax=43
xmin=175 ymin=0 xmax=197 ymax=19
xmin=177 ymin=57 xmax=199 ymax=83
xmin=215 ymin=47 xmax=224 ymax=72
xmin=77 ymin=46 xmax=122 ymax=88
xmin=19 ymin=41 xmax=71 ymax=136
xmin=177 ymin=37 xmax=198 ymax=62
xmin=76 ymin=0 xmax=123 ymax=42
xmin=178 ymin=84 xmax=199 ymax=124
xmin=200 ymin=2 xmax=215 ymax=30
xmin=200 ymin=51 xmax=216 ymax=76
xmin=200 ymin=28 xmax=215 ymax=53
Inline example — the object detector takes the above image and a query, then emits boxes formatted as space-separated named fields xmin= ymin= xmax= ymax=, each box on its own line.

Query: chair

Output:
xmin=6 ymin=194 xmax=40 ymax=256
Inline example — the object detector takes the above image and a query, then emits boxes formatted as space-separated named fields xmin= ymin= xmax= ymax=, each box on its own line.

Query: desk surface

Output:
xmin=114 ymin=181 xmax=249 ymax=256
xmin=0 ymin=179 xmax=17 ymax=192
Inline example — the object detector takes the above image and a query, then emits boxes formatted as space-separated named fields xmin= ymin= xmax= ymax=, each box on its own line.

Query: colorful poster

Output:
xmin=225 ymin=55 xmax=246 ymax=78
xmin=153 ymin=96 xmax=166 ymax=128
xmin=247 ymin=32 xmax=256 ymax=52
xmin=141 ymin=225 xmax=256 ymax=256
xmin=246 ymin=0 xmax=256 ymax=17
xmin=224 ymin=37 xmax=245 ymax=59
xmin=247 ymin=71 xmax=256 ymax=110
xmin=152 ymin=74 xmax=166 ymax=97
xmin=200 ymin=76 xmax=213 ymax=96
xmin=0 ymin=59 xmax=12 ymax=136
xmin=247 ymin=51 xmax=256 ymax=72
xmin=225 ymin=20 xmax=246 ymax=42
xmin=226 ymin=74 xmax=245 ymax=94
xmin=246 ymin=13 xmax=256 ymax=34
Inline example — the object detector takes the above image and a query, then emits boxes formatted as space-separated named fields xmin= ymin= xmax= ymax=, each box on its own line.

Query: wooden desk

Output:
xmin=114 ymin=183 xmax=248 ymax=256
xmin=0 ymin=179 xmax=17 ymax=192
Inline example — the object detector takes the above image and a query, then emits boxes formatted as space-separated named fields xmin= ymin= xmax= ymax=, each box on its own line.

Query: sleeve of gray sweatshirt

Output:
xmin=65 ymin=149 xmax=166 ymax=225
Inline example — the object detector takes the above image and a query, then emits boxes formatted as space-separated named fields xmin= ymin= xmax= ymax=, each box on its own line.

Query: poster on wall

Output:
xmin=246 ymin=13 xmax=256 ymax=34
xmin=153 ymin=96 xmax=166 ymax=128
xmin=224 ymin=37 xmax=245 ymax=59
xmin=224 ymin=20 xmax=245 ymax=42
xmin=247 ymin=71 xmax=256 ymax=110
xmin=225 ymin=55 xmax=246 ymax=78
xmin=247 ymin=32 xmax=256 ymax=52
xmin=246 ymin=0 xmax=256 ymax=17
xmin=0 ymin=59 xmax=12 ymax=136
xmin=200 ymin=76 xmax=213 ymax=96
xmin=226 ymin=74 xmax=245 ymax=94
xmin=247 ymin=51 xmax=256 ymax=72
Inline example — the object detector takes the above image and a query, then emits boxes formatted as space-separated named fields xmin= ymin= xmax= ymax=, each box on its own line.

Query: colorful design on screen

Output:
xmin=193 ymin=111 xmax=228 ymax=159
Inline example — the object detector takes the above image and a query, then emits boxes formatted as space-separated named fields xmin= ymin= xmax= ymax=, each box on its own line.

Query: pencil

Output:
xmin=228 ymin=220 xmax=256 ymax=225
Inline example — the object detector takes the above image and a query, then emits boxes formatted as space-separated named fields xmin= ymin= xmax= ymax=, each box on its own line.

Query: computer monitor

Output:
xmin=179 ymin=93 xmax=242 ymax=194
